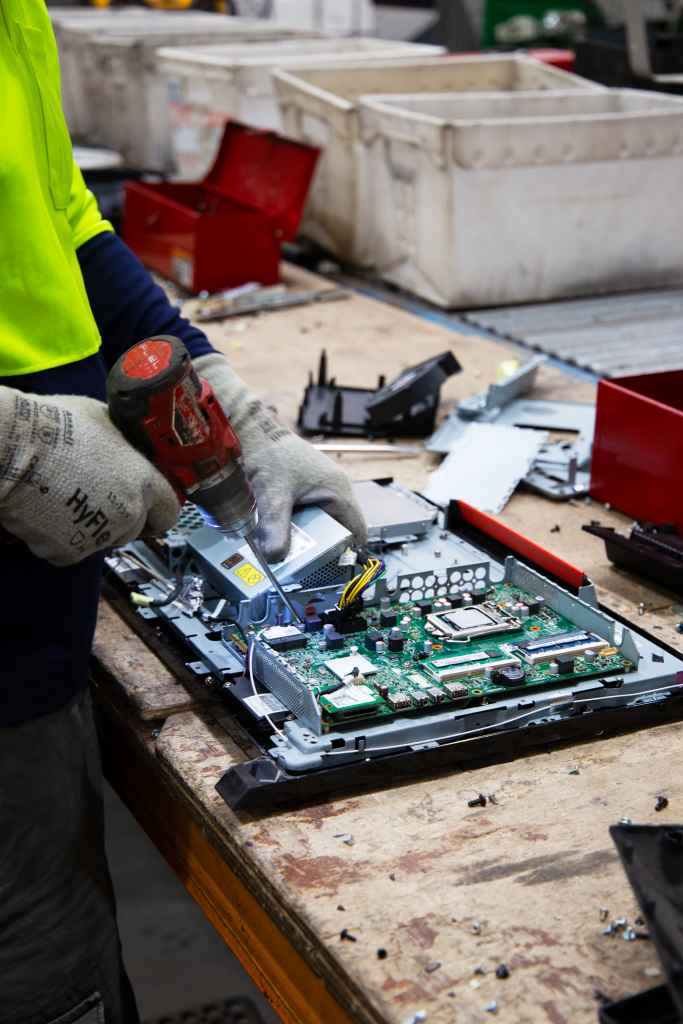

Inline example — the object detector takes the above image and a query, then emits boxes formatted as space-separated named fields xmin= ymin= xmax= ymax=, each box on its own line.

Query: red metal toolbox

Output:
xmin=123 ymin=122 xmax=319 ymax=294
xmin=590 ymin=370 xmax=683 ymax=533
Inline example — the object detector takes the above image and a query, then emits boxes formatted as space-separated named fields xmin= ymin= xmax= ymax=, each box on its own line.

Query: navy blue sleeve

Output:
xmin=76 ymin=231 xmax=216 ymax=370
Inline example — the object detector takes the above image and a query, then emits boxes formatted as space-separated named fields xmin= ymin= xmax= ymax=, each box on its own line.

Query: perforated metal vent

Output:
xmin=508 ymin=559 xmax=560 ymax=611
xmin=396 ymin=561 xmax=491 ymax=604
xmin=251 ymin=640 xmax=321 ymax=735
xmin=296 ymin=557 xmax=347 ymax=591
xmin=171 ymin=505 xmax=206 ymax=535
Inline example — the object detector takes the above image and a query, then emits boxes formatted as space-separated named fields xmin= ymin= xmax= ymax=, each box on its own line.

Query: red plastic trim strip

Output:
xmin=457 ymin=500 xmax=586 ymax=590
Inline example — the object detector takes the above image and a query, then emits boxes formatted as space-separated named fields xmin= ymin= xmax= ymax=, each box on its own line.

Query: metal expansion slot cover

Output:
xmin=250 ymin=640 xmax=322 ymax=736
xmin=512 ymin=630 xmax=608 ymax=665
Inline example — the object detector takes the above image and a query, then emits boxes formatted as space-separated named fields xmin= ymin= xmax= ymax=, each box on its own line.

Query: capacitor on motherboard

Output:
xmin=388 ymin=628 xmax=404 ymax=653
xmin=549 ymin=662 xmax=559 ymax=676
xmin=379 ymin=684 xmax=389 ymax=699
xmin=423 ymin=640 xmax=434 ymax=655
xmin=463 ymin=593 xmax=473 ymax=606
xmin=375 ymin=641 xmax=387 ymax=654
xmin=584 ymin=649 xmax=596 ymax=664
xmin=400 ymin=616 xmax=411 ymax=631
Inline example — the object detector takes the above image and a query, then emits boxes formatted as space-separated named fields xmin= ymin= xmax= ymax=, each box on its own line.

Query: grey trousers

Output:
xmin=0 ymin=687 xmax=140 ymax=1024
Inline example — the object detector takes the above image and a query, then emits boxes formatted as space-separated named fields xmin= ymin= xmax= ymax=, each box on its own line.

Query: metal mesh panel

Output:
xmin=251 ymin=641 xmax=321 ymax=735
xmin=507 ymin=558 xmax=561 ymax=611
xmin=296 ymin=557 xmax=346 ymax=591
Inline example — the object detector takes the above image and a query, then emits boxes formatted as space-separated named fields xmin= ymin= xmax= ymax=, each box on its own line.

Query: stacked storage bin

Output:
xmin=53 ymin=10 xmax=319 ymax=170
xmin=271 ymin=55 xmax=602 ymax=268
xmin=156 ymin=38 xmax=445 ymax=180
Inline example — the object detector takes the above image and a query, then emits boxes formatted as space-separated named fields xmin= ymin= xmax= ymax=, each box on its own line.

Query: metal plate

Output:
xmin=422 ymin=423 xmax=548 ymax=513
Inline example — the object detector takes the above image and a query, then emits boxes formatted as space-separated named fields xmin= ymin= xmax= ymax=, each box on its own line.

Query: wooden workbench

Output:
xmin=93 ymin=266 xmax=683 ymax=1024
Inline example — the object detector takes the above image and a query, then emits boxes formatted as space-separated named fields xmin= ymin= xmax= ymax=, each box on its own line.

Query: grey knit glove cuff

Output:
xmin=193 ymin=353 xmax=367 ymax=563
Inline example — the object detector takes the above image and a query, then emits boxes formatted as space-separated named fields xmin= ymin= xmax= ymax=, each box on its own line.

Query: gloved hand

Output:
xmin=193 ymin=353 xmax=367 ymax=563
xmin=0 ymin=386 xmax=180 ymax=567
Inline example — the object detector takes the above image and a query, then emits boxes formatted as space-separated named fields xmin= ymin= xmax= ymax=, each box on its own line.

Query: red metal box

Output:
xmin=590 ymin=370 xmax=683 ymax=533
xmin=123 ymin=122 xmax=318 ymax=294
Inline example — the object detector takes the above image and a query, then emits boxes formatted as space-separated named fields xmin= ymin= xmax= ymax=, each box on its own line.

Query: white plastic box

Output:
xmin=272 ymin=55 xmax=602 ymax=266
xmin=50 ymin=6 xmax=170 ymax=140
xmin=55 ymin=12 xmax=318 ymax=169
xmin=234 ymin=0 xmax=377 ymax=36
xmin=359 ymin=89 xmax=683 ymax=307
xmin=157 ymin=38 xmax=446 ymax=180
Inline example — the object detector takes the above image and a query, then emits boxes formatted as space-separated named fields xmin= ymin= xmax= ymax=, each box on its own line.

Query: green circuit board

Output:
xmin=265 ymin=582 xmax=635 ymax=727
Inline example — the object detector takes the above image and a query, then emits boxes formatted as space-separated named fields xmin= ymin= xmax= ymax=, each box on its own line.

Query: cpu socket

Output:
xmin=426 ymin=602 xmax=523 ymax=640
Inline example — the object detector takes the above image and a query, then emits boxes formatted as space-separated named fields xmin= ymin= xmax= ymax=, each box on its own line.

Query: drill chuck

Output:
xmin=188 ymin=457 xmax=258 ymax=537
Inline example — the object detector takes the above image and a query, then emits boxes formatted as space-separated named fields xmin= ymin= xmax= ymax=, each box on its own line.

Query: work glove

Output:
xmin=193 ymin=353 xmax=367 ymax=563
xmin=0 ymin=386 xmax=180 ymax=567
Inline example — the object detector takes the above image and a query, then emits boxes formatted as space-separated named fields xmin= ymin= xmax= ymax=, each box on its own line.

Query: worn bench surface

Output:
xmin=92 ymin=266 xmax=681 ymax=1024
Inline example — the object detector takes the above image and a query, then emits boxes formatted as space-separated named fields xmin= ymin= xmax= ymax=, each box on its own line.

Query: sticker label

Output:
xmin=122 ymin=340 xmax=172 ymax=380
xmin=221 ymin=553 xmax=244 ymax=570
xmin=236 ymin=523 xmax=315 ymax=573
xmin=173 ymin=375 xmax=210 ymax=447
xmin=234 ymin=562 xmax=265 ymax=587
xmin=243 ymin=693 xmax=288 ymax=716
xmin=338 ymin=547 xmax=357 ymax=567
xmin=324 ymin=684 xmax=376 ymax=708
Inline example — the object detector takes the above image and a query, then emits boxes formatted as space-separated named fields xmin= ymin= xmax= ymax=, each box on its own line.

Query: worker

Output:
xmin=0 ymin=2 xmax=366 ymax=1022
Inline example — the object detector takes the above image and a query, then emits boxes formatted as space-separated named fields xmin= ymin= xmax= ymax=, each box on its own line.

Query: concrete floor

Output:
xmin=103 ymin=779 xmax=284 ymax=1024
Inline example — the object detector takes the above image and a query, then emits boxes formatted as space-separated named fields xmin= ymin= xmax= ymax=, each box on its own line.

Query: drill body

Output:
xmin=106 ymin=336 xmax=258 ymax=537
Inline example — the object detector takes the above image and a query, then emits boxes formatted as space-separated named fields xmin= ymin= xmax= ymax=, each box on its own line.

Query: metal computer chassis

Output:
xmin=102 ymin=532 xmax=683 ymax=812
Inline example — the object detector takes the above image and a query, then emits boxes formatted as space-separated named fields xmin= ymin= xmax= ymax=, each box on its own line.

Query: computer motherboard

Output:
xmin=103 ymin=482 xmax=683 ymax=808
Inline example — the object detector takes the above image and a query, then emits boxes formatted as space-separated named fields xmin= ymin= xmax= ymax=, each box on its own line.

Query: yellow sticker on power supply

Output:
xmin=234 ymin=562 xmax=265 ymax=587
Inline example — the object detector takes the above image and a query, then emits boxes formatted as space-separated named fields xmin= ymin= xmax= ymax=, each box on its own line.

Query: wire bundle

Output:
xmin=339 ymin=558 xmax=386 ymax=609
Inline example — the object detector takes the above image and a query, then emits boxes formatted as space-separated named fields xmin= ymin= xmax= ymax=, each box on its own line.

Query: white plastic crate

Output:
xmin=359 ymin=88 xmax=683 ymax=307
xmin=234 ymin=0 xmax=377 ymax=36
xmin=50 ymin=6 xmax=171 ymax=139
xmin=272 ymin=55 xmax=602 ymax=266
xmin=55 ymin=12 xmax=318 ymax=169
xmin=158 ymin=38 xmax=445 ymax=180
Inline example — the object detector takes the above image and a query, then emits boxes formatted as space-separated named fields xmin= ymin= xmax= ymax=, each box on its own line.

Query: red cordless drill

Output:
xmin=106 ymin=335 xmax=301 ymax=621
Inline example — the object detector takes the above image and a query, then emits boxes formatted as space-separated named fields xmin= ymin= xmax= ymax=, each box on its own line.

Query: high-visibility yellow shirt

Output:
xmin=0 ymin=0 xmax=113 ymax=376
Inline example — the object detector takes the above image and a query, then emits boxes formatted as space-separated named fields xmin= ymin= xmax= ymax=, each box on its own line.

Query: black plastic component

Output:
xmin=555 ymin=654 xmax=575 ymax=675
xmin=298 ymin=350 xmax=461 ymax=438
xmin=471 ymin=588 xmax=487 ymax=605
xmin=493 ymin=666 xmax=527 ymax=687
xmin=583 ymin=524 xmax=683 ymax=596
xmin=365 ymin=630 xmax=384 ymax=652
xmin=380 ymin=609 xmax=398 ymax=627
xmin=526 ymin=599 xmax=541 ymax=615
xmin=598 ymin=983 xmax=678 ymax=1024
xmin=220 ymin=675 xmax=289 ymax=733
xmin=326 ymin=631 xmax=344 ymax=650
xmin=607 ymin=823 xmax=683 ymax=1023
xmin=265 ymin=632 xmax=308 ymax=653
xmin=415 ymin=600 xmax=432 ymax=617
xmin=575 ymin=33 xmax=683 ymax=94
xmin=305 ymin=616 xmax=322 ymax=633
xmin=448 ymin=594 xmax=463 ymax=609
xmin=387 ymin=631 xmax=404 ymax=653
